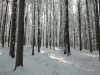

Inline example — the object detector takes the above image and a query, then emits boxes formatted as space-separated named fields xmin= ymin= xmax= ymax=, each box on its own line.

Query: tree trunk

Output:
xmin=0 ymin=0 xmax=3 ymax=34
xmin=37 ymin=0 xmax=41 ymax=52
xmin=32 ymin=0 xmax=35 ymax=55
xmin=95 ymin=0 xmax=100 ymax=60
xmin=46 ymin=0 xmax=48 ymax=48
xmin=64 ymin=0 xmax=70 ymax=56
xmin=8 ymin=17 xmax=12 ymax=47
xmin=86 ymin=0 xmax=92 ymax=52
xmin=50 ymin=13 xmax=51 ymax=49
xmin=59 ymin=0 xmax=62 ymax=48
xmin=9 ymin=0 xmax=17 ymax=58
xmin=53 ymin=0 xmax=55 ymax=50
xmin=78 ymin=1 xmax=82 ymax=51
xmin=15 ymin=0 xmax=25 ymax=70
xmin=2 ymin=0 xmax=8 ymax=47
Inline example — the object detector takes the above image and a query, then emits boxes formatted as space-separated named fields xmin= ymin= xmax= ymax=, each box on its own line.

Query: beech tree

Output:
xmin=86 ymin=0 xmax=92 ymax=52
xmin=15 ymin=0 xmax=25 ymax=70
xmin=0 ymin=0 xmax=3 ymax=33
xmin=9 ymin=0 xmax=17 ymax=58
xmin=78 ymin=1 xmax=82 ymax=51
xmin=64 ymin=0 xmax=70 ymax=56
xmin=2 ymin=0 xmax=8 ymax=47
xmin=37 ymin=0 xmax=41 ymax=52
xmin=95 ymin=0 xmax=100 ymax=60
xmin=32 ymin=0 xmax=36 ymax=55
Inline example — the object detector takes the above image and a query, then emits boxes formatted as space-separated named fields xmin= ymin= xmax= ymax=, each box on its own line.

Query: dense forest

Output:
xmin=0 ymin=0 xmax=100 ymax=72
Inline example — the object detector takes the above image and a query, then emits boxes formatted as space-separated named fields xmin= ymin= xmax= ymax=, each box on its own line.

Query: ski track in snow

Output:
xmin=0 ymin=44 xmax=100 ymax=75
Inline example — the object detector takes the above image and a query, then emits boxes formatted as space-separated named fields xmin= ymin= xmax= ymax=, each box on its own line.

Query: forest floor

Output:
xmin=0 ymin=44 xmax=100 ymax=75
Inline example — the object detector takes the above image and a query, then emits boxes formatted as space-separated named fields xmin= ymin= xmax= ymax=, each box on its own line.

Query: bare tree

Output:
xmin=64 ymin=0 xmax=70 ymax=56
xmin=2 ymin=0 xmax=8 ymax=47
xmin=9 ymin=0 xmax=17 ymax=58
xmin=86 ymin=0 xmax=92 ymax=52
xmin=78 ymin=1 xmax=82 ymax=51
xmin=15 ymin=0 xmax=25 ymax=70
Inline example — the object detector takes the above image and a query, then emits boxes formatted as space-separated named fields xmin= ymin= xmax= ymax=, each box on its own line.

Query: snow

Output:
xmin=0 ymin=44 xmax=100 ymax=75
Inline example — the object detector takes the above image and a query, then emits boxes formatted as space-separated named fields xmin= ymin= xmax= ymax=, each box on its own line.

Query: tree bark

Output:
xmin=78 ymin=1 xmax=82 ymax=51
xmin=2 ymin=0 xmax=8 ymax=47
xmin=86 ymin=0 xmax=92 ymax=52
xmin=64 ymin=0 xmax=70 ymax=56
xmin=15 ymin=0 xmax=25 ymax=70
xmin=37 ymin=0 xmax=41 ymax=52
xmin=32 ymin=0 xmax=35 ymax=55
xmin=9 ymin=0 xmax=17 ymax=58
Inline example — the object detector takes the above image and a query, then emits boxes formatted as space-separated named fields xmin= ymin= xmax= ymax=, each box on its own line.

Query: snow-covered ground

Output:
xmin=0 ymin=44 xmax=100 ymax=75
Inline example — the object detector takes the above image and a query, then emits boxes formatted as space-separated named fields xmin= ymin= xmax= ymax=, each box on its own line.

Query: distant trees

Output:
xmin=0 ymin=0 xmax=100 ymax=70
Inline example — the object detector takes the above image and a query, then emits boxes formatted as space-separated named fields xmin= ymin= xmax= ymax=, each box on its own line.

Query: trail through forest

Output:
xmin=0 ymin=44 xmax=100 ymax=75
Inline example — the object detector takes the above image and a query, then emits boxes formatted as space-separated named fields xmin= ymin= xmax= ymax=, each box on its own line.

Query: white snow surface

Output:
xmin=0 ymin=44 xmax=100 ymax=75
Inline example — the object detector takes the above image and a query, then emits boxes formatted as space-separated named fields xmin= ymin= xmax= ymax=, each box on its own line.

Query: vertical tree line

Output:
xmin=0 ymin=0 xmax=100 ymax=70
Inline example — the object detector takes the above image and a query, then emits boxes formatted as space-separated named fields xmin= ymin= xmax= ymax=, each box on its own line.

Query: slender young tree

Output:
xmin=50 ymin=13 xmax=51 ymax=49
xmin=32 ymin=0 xmax=35 ymax=55
xmin=72 ymin=13 xmax=75 ymax=49
xmin=64 ymin=0 xmax=70 ymax=56
xmin=49 ymin=0 xmax=52 ymax=49
xmin=59 ymin=0 xmax=62 ymax=48
xmin=2 ymin=0 xmax=8 ymax=47
xmin=53 ymin=0 xmax=55 ymax=50
xmin=15 ymin=0 xmax=25 ymax=70
xmin=78 ymin=1 xmax=82 ymax=51
xmin=46 ymin=0 xmax=48 ymax=48
xmin=8 ymin=16 xmax=12 ymax=47
xmin=37 ymin=0 xmax=41 ymax=52
xmin=84 ymin=16 xmax=87 ymax=49
xmin=0 ymin=0 xmax=3 ymax=33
